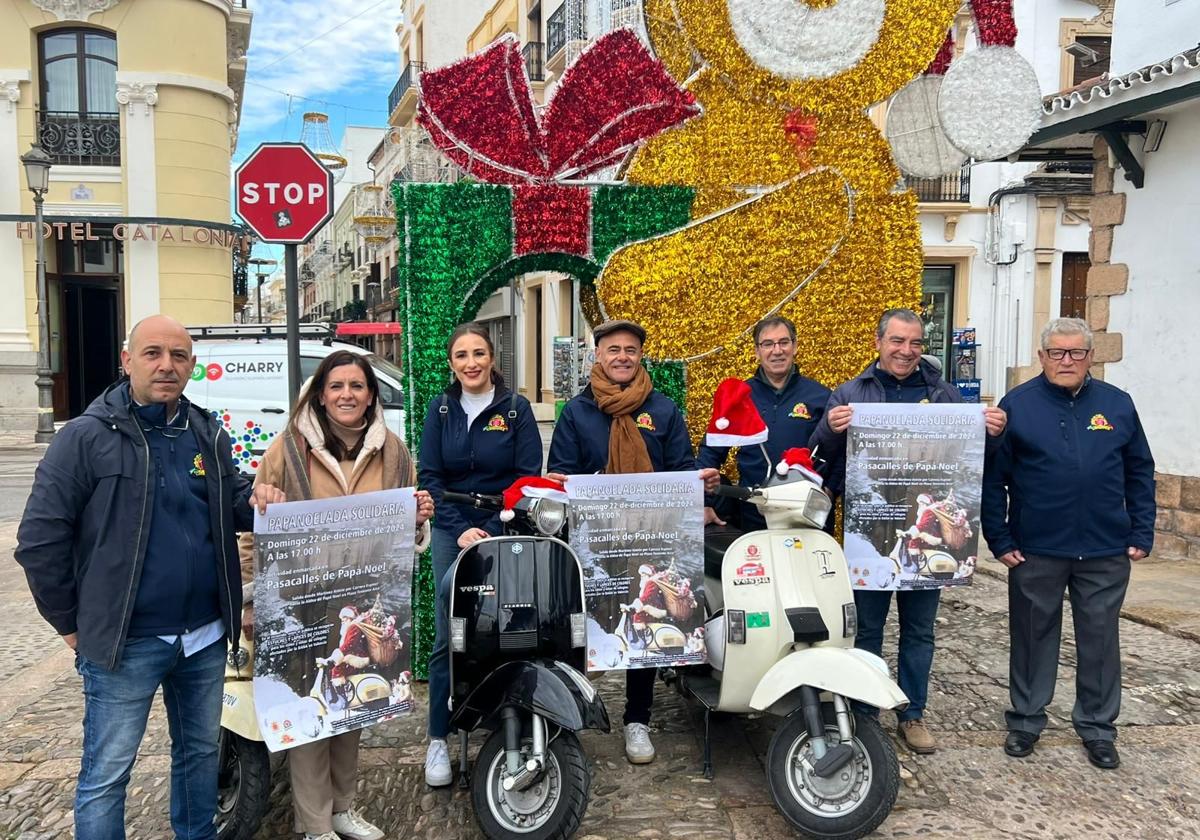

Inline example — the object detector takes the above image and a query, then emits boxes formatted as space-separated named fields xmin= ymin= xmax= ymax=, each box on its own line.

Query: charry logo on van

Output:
xmin=635 ymin=412 xmax=655 ymax=431
xmin=205 ymin=363 xmax=223 ymax=381
xmin=788 ymin=402 xmax=811 ymax=419
xmin=1087 ymin=413 xmax=1114 ymax=431
xmin=222 ymin=360 xmax=284 ymax=375
xmin=191 ymin=364 xmax=206 ymax=382
xmin=483 ymin=414 xmax=509 ymax=432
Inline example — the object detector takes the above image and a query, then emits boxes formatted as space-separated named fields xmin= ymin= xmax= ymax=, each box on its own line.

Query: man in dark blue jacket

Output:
xmin=547 ymin=319 xmax=718 ymax=766
xmin=809 ymin=308 xmax=1007 ymax=755
xmin=15 ymin=315 xmax=282 ymax=840
xmin=982 ymin=317 xmax=1154 ymax=770
xmin=697 ymin=315 xmax=831 ymax=530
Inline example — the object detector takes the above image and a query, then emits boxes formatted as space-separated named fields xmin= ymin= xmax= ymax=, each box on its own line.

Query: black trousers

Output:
xmin=624 ymin=667 xmax=655 ymax=726
xmin=1007 ymin=553 xmax=1130 ymax=742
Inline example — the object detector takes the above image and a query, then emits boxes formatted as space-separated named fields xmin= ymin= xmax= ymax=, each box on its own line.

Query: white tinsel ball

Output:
xmin=886 ymin=75 xmax=968 ymax=178
xmin=726 ymin=0 xmax=885 ymax=80
xmin=938 ymin=46 xmax=1043 ymax=161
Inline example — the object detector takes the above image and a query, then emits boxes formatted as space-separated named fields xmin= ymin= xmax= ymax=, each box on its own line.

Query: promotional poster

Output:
xmin=251 ymin=488 xmax=417 ymax=751
xmin=567 ymin=472 xmax=706 ymax=672
xmin=844 ymin=404 xmax=986 ymax=591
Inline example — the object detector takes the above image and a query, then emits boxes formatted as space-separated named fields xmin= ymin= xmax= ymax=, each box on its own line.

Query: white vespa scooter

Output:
xmin=684 ymin=449 xmax=908 ymax=840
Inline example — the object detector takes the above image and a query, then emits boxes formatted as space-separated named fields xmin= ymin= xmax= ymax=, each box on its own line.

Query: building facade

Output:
xmin=0 ymin=0 xmax=252 ymax=428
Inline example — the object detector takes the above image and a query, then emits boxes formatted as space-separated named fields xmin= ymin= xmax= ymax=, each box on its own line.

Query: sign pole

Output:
xmin=285 ymin=244 xmax=302 ymax=406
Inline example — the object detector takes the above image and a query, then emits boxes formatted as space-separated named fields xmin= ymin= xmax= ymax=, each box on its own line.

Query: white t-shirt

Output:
xmin=460 ymin=388 xmax=495 ymax=429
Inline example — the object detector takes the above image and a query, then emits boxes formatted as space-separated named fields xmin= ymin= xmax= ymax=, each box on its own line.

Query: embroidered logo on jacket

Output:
xmin=788 ymin=402 xmax=811 ymax=419
xmin=1087 ymin=413 xmax=1114 ymax=431
xmin=635 ymin=412 xmax=655 ymax=431
xmin=483 ymin=414 xmax=509 ymax=432
xmin=190 ymin=453 xmax=206 ymax=477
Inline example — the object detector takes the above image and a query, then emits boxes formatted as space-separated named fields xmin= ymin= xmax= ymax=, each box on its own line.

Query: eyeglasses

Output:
xmin=139 ymin=409 xmax=191 ymax=439
xmin=757 ymin=338 xmax=794 ymax=351
xmin=1044 ymin=348 xmax=1091 ymax=361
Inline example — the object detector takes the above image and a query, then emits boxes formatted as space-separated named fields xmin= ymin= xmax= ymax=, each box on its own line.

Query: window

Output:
xmin=40 ymin=29 xmax=117 ymax=115
xmin=38 ymin=29 xmax=119 ymax=165
xmin=1071 ymin=35 xmax=1111 ymax=86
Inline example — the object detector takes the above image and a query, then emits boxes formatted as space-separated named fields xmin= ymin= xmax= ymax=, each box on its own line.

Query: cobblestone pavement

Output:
xmin=2 ymin=459 xmax=1200 ymax=837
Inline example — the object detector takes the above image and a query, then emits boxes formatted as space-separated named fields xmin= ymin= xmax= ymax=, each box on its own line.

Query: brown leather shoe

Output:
xmin=898 ymin=719 xmax=937 ymax=754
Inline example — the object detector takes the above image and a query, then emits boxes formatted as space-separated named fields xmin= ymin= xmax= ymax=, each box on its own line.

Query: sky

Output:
xmin=235 ymin=0 xmax=404 ymax=275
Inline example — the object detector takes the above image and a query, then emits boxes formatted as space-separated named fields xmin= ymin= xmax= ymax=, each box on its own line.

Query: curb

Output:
xmin=975 ymin=560 xmax=1200 ymax=645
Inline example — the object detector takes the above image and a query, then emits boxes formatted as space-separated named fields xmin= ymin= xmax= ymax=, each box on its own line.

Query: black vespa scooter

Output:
xmin=441 ymin=490 xmax=609 ymax=840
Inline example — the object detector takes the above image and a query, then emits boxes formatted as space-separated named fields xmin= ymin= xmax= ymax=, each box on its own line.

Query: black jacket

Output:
xmin=981 ymin=374 xmax=1155 ymax=559
xmin=809 ymin=359 xmax=963 ymax=497
xmin=15 ymin=381 xmax=254 ymax=669
xmin=547 ymin=386 xmax=695 ymax=475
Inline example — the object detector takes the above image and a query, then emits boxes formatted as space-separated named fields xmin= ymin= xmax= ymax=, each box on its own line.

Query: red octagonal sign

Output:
xmin=235 ymin=142 xmax=334 ymax=244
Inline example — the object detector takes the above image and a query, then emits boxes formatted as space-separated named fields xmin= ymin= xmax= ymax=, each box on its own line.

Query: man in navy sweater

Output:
xmin=983 ymin=317 xmax=1155 ymax=770
xmin=16 ymin=315 xmax=283 ymax=839
xmin=547 ymin=319 xmax=718 ymax=765
xmin=697 ymin=316 xmax=831 ymax=530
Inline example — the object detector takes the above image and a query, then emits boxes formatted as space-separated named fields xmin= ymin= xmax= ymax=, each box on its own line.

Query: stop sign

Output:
xmin=235 ymin=142 xmax=334 ymax=244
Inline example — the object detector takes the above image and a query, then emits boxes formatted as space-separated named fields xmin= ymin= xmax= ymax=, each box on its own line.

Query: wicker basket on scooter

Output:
xmin=930 ymin=506 xmax=972 ymax=551
xmin=360 ymin=623 xmax=401 ymax=668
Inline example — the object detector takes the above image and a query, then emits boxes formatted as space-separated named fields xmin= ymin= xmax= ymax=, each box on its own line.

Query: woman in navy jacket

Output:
xmin=417 ymin=322 xmax=543 ymax=787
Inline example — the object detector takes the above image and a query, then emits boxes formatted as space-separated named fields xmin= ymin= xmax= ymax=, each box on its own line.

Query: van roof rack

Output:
xmin=187 ymin=323 xmax=335 ymax=344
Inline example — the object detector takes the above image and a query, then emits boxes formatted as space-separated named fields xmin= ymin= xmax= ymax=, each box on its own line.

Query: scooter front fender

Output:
xmin=221 ymin=680 xmax=265 ymax=742
xmin=749 ymin=648 xmax=909 ymax=714
xmin=451 ymin=660 xmax=610 ymax=734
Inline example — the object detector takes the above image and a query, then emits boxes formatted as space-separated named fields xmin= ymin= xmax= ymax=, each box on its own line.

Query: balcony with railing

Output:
xmin=523 ymin=42 xmax=545 ymax=82
xmin=908 ymin=162 xmax=972 ymax=203
xmin=387 ymin=61 xmax=425 ymax=125
xmin=37 ymin=110 xmax=120 ymax=166
xmin=548 ymin=4 xmax=567 ymax=60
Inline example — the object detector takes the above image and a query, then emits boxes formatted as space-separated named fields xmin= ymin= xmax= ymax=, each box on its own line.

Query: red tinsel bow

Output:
xmin=417 ymin=29 xmax=699 ymax=184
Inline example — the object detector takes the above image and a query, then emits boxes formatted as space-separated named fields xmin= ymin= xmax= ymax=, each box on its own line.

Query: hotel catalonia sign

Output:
xmin=16 ymin=221 xmax=246 ymax=248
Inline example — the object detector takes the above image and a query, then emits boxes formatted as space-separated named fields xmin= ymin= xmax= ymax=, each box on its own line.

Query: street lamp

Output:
xmin=248 ymin=257 xmax=277 ymax=323
xmin=21 ymin=144 xmax=54 ymax=444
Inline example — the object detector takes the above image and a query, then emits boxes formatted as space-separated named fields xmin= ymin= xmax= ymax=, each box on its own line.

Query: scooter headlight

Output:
xmin=450 ymin=617 xmax=466 ymax=653
xmin=531 ymin=498 xmax=567 ymax=536
xmin=801 ymin=487 xmax=832 ymax=529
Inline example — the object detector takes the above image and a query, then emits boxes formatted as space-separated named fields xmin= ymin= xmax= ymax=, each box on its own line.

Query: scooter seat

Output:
xmin=704 ymin=524 xmax=743 ymax=581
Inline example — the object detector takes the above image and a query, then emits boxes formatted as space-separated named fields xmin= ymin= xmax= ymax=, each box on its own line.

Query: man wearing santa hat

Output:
xmin=809 ymin=308 xmax=1007 ymax=755
xmin=698 ymin=316 xmax=831 ymax=531
xmin=547 ymin=319 xmax=719 ymax=766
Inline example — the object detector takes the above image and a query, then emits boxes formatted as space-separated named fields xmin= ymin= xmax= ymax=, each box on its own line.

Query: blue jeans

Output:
xmin=428 ymin=527 xmax=459 ymax=739
xmin=75 ymin=635 xmax=225 ymax=840
xmin=852 ymin=587 xmax=941 ymax=722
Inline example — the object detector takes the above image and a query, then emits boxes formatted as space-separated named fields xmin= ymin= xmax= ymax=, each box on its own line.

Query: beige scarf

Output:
xmin=590 ymin=362 xmax=654 ymax=475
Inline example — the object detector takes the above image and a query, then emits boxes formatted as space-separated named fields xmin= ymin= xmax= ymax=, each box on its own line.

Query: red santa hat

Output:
xmin=705 ymin=378 xmax=769 ymax=448
xmin=775 ymin=447 xmax=824 ymax=487
xmin=500 ymin=476 xmax=568 ymax=522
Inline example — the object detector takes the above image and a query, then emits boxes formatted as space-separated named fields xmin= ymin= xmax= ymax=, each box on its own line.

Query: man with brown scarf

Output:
xmin=548 ymin=320 xmax=718 ymax=765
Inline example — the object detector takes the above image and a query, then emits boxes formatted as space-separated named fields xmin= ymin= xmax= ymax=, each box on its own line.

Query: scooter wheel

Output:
xmin=215 ymin=730 xmax=272 ymax=840
xmin=472 ymin=728 xmax=592 ymax=840
xmin=766 ymin=707 xmax=899 ymax=840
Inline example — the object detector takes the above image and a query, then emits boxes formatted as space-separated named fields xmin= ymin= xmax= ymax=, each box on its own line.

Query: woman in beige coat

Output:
xmin=240 ymin=350 xmax=432 ymax=840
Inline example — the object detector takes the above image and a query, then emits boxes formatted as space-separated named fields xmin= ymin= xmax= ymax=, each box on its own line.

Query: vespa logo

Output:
xmin=458 ymin=584 xmax=495 ymax=596
xmin=814 ymin=549 xmax=837 ymax=578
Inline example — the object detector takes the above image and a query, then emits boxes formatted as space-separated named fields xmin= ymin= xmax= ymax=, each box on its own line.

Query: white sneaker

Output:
xmin=624 ymin=723 xmax=656 ymax=764
xmin=425 ymin=738 xmax=452 ymax=787
xmin=332 ymin=808 xmax=384 ymax=840
xmin=303 ymin=833 xmax=339 ymax=840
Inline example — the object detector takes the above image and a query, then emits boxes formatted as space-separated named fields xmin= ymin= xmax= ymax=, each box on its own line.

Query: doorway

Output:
xmin=1061 ymin=252 xmax=1090 ymax=319
xmin=63 ymin=281 xmax=121 ymax=417
xmin=920 ymin=266 xmax=956 ymax=374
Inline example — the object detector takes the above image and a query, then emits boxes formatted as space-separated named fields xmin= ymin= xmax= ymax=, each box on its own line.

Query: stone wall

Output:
xmin=1155 ymin=473 xmax=1200 ymax=560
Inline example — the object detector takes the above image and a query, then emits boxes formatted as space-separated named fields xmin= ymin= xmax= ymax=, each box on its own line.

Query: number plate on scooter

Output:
xmin=746 ymin=611 xmax=771 ymax=629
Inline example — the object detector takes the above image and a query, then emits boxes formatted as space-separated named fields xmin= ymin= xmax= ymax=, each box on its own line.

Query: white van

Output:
xmin=184 ymin=324 xmax=405 ymax=474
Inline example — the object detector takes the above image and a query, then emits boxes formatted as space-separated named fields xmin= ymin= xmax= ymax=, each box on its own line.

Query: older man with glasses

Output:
xmin=697 ymin=315 xmax=831 ymax=530
xmin=982 ymin=317 xmax=1155 ymax=770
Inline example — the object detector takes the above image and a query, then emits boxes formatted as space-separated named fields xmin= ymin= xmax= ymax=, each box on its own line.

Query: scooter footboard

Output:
xmin=451 ymin=660 xmax=611 ymax=734
xmin=749 ymin=648 xmax=909 ymax=714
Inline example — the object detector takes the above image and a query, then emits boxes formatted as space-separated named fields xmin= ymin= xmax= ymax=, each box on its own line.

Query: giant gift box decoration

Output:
xmin=396 ymin=0 xmax=1041 ymax=675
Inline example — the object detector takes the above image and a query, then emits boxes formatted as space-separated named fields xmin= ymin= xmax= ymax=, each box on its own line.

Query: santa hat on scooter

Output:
xmin=499 ymin=476 xmax=569 ymax=522
xmin=705 ymin=378 xmax=769 ymax=447
xmin=775 ymin=447 xmax=824 ymax=487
